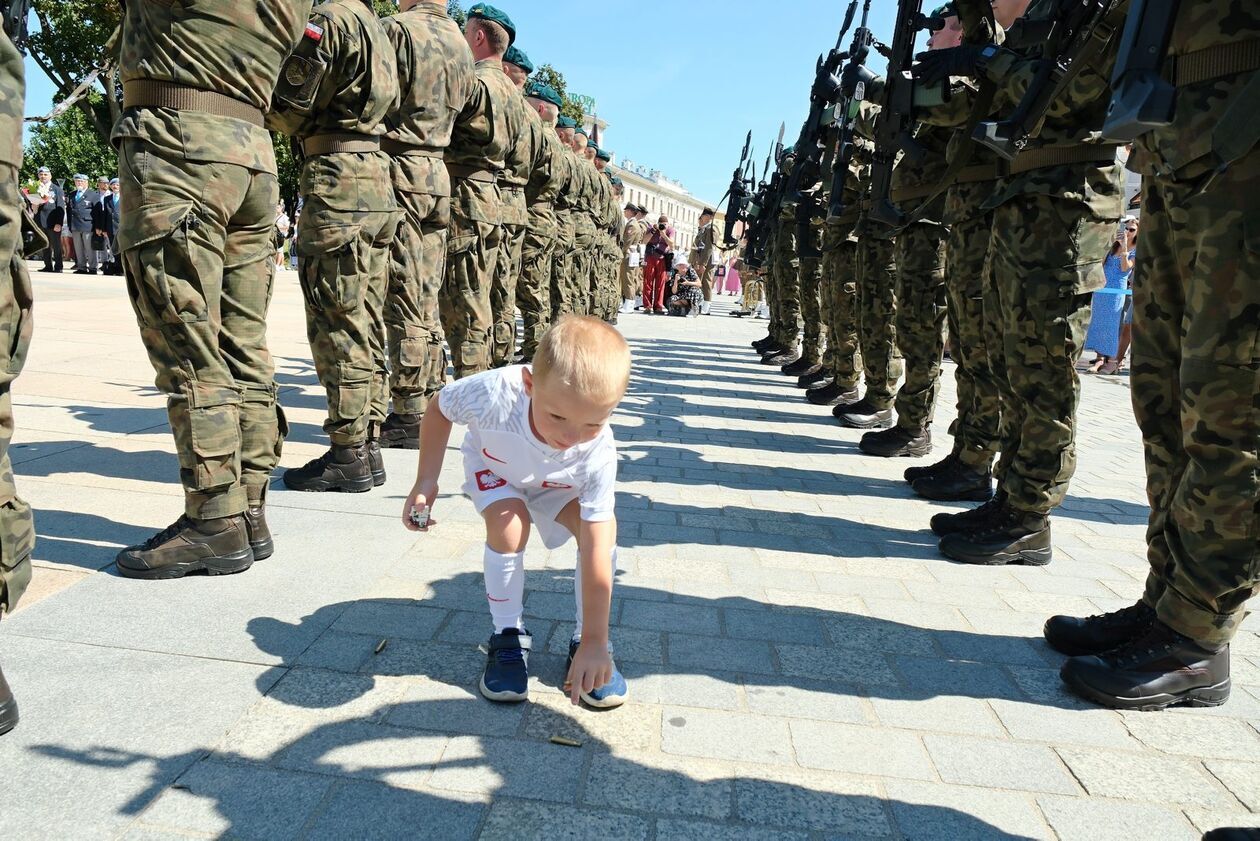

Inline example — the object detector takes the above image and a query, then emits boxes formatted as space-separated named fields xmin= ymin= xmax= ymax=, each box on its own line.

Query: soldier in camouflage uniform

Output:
xmin=783 ymin=189 xmax=827 ymax=380
xmin=439 ymin=4 xmax=518 ymax=379
xmin=0 ymin=6 xmax=35 ymax=736
xmin=1049 ymin=1 xmax=1260 ymax=710
xmin=761 ymin=149 xmax=804 ymax=367
xmin=548 ymin=116 xmax=580 ymax=321
xmin=918 ymin=0 xmax=1125 ymax=567
xmin=566 ymin=127 xmax=597 ymax=318
xmin=267 ymin=0 xmax=400 ymax=494
xmin=489 ymin=44 xmax=537 ymax=368
xmin=378 ymin=0 xmax=475 ymax=449
xmin=113 ymin=0 xmax=311 ymax=579
xmin=835 ymin=212 xmax=901 ymax=428
xmin=515 ymin=82 xmax=569 ymax=363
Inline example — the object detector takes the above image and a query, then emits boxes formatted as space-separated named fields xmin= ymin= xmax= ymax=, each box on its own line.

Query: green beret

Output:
xmin=525 ymin=81 xmax=562 ymax=109
xmin=504 ymin=45 xmax=534 ymax=73
xmin=932 ymin=2 xmax=957 ymax=17
xmin=467 ymin=3 xmax=516 ymax=46
xmin=610 ymin=176 xmax=623 ymax=187
xmin=596 ymin=149 xmax=611 ymax=162
xmin=573 ymin=124 xmax=589 ymax=137
xmin=556 ymin=115 xmax=577 ymax=129
xmin=587 ymin=139 xmax=598 ymax=149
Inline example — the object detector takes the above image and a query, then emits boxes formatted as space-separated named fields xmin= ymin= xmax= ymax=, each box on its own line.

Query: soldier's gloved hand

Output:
xmin=840 ymin=62 xmax=877 ymax=99
xmin=913 ymin=44 xmax=986 ymax=86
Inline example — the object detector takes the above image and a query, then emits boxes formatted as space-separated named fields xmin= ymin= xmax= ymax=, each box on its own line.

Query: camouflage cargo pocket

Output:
xmin=398 ymin=336 xmax=427 ymax=368
xmin=182 ymin=390 xmax=241 ymax=492
xmin=298 ymin=223 xmax=364 ymax=313
xmin=122 ymin=198 xmax=205 ymax=325
xmin=0 ymin=498 xmax=34 ymax=615
xmin=2 ymin=254 xmax=33 ymax=377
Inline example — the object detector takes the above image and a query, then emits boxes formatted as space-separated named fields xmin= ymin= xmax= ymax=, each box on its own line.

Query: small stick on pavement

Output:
xmin=549 ymin=736 xmax=582 ymax=748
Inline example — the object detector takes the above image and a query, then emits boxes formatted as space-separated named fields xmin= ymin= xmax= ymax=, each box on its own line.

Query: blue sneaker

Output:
xmin=480 ymin=628 xmax=531 ymax=702
xmin=566 ymin=638 xmax=628 ymax=709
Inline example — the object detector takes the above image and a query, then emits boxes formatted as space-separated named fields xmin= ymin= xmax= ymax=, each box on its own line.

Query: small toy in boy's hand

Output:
xmin=409 ymin=505 xmax=431 ymax=530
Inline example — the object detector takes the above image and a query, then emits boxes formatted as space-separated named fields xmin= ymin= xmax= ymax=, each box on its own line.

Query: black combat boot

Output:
xmin=1060 ymin=620 xmax=1231 ymax=710
xmin=0 ymin=661 xmax=17 ymax=737
xmin=797 ymin=368 xmax=832 ymax=390
xmin=1202 ymin=829 xmax=1260 ymax=840
xmin=807 ymin=382 xmax=859 ymax=407
xmin=283 ymin=444 xmax=374 ymax=493
xmin=244 ymin=487 xmax=273 ymax=561
xmin=781 ymin=357 xmax=816 ymax=376
xmin=116 ymin=515 xmax=254 ymax=579
xmin=752 ymin=335 xmax=777 ymax=352
xmin=912 ymin=459 xmax=994 ymax=502
xmin=762 ymin=348 xmax=799 ymax=366
xmin=833 ymin=397 xmax=894 ymax=430
xmin=938 ymin=501 xmax=1052 ymax=566
xmin=905 ymin=451 xmax=957 ymax=483
xmin=930 ymin=492 xmax=1007 ymax=537
xmin=1044 ymin=601 xmax=1157 ymax=656
xmin=378 ymin=412 xmax=421 ymax=450
xmin=366 ymin=422 xmax=386 ymax=487
xmin=859 ymin=426 xmax=932 ymax=458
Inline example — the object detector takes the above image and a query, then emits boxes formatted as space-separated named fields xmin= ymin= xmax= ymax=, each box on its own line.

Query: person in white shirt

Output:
xmin=402 ymin=316 xmax=631 ymax=708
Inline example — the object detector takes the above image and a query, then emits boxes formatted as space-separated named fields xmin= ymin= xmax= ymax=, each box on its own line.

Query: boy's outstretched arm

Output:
xmin=567 ymin=517 xmax=617 ymax=704
xmin=401 ymin=406 xmax=454 ymax=532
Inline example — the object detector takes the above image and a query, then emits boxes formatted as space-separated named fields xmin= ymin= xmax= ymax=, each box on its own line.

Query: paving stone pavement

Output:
xmin=1 ymin=269 xmax=1258 ymax=840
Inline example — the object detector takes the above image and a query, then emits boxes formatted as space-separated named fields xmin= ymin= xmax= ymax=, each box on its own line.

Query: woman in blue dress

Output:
xmin=1085 ymin=217 xmax=1138 ymax=373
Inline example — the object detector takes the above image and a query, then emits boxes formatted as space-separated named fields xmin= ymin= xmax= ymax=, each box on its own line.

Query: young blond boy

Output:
xmin=402 ymin=317 xmax=631 ymax=706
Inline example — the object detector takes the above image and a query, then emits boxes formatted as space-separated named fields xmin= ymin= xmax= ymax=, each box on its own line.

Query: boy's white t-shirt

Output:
xmin=437 ymin=366 xmax=617 ymax=523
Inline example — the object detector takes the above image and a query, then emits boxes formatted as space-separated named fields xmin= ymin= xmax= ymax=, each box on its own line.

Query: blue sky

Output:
xmin=23 ymin=0 xmax=901 ymax=205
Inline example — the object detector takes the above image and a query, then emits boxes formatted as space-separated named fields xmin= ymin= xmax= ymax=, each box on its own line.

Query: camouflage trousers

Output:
xmin=601 ymin=238 xmax=622 ymax=319
xmin=571 ymin=217 xmax=596 ymax=317
xmin=297 ymin=151 xmax=399 ymax=446
xmin=771 ymin=223 xmax=802 ymax=351
xmin=518 ymin=205 xmax=557 ymax=362
xmin=944 ymin=208 xmax=1001 ymax=471
xmin=988 ymin=190 xmax=1116 ymax=515
xmin=0 ymin=163 xmax=34 ymax=615
xmin=386 ymin=157 xmax=451 ymax=415
xmin=892 ymin=220 xmax=948 ymax=432
xmin=798 ymin=223 xmax=825 ymax=366
xmin=1135 ymin=149 xmax=1260 ymax=646
xmin=855 ymin=234 xmax=902 ymax=410
xmin=118 ymin=138 xmax=285 ymax=520
xmin=439 ymin=179 xmax=502 ymax=380
xmin=550 ymin=211 xmax=578 ymax=322
xmin=822 ymin=225 xmax=862 ymax=389
xmin=490 ymin=187 xmax=527 ymax=368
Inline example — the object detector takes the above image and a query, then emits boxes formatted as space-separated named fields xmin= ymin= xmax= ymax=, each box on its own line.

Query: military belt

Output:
xmin=123 ymin=80 xmax=265 ymax=128
xmin=301 ymin=133 xmax=380 ymax=157
xmin=1167 ymin=38 xmax=1260 ymax=87
xmin=954 ymin=163 xmax=1001 ymax=184
xmin=499 ymin=182 xmax=526 ymax=194
xmin=381 ymin=138 xmax=442 ymax=159
xmin=1007 ymin=144 xmax=1120 ymax=176
xmin=889 ymin=182 xmax=938 ymax=204
xmin=446 ymin=163 xmax=498 ymax=183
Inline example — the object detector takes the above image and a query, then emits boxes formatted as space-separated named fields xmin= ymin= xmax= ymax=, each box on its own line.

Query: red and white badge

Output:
xmin=475 ymin=470 xmax=508 ymax=492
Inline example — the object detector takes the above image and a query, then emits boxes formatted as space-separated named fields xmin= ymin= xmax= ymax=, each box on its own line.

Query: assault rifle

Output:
xmin=3 ymin=0 xmax=31 ymax=52
xmin=867 ymin=0 xmax=934 ymax=228
xmin=827 ymin=0 xmax=876 ymax=220
xmin=1102 ymin=0 xmax=1176 ymax=141
xmin=972 ymin=0 xmax=1121 ymax=159
xmin=720 ymin=130 xmax=756 ymax=249
xmin=783 ymin=0 xmax=860 ymax=207
xmin=743 ymin=123 xmax=787 ymax=269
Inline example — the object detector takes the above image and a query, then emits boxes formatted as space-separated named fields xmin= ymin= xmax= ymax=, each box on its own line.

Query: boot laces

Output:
xmin=1108 ymin=622 xmax=1180 ymax=668
xmin=142 ymin=516 xmax=193 ymax=549
xmin=1089 ymin=602 xmax=1154 ymax=629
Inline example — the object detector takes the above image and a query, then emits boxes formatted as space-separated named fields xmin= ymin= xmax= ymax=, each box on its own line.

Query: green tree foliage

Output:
xmin=20 ymin=94 xmax=118 ymax=187
xmin=531 ymin=64 xmax=586 ymax=122
xmin=372 ymin=1 xmax=465 ymax=23
xmin=26 ymin=0 xmax=124 ymax=146
xmin=448 ymin=1 xmax=468 ymax=26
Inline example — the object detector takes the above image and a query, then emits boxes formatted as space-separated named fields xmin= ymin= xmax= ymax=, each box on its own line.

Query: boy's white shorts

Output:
xmin=462 ymin=449 xmax=579 ymax=550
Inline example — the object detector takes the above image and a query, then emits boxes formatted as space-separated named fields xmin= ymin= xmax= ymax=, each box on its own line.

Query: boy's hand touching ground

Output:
xmin=564 ymin=641 xmax=613 ymax=706
xmin=401 ymin=480 xmax=439 ymax=532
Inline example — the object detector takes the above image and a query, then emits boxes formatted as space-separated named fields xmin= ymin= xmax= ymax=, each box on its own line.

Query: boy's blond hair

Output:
xmin=533 ymin=316 xmax=631 ymax=405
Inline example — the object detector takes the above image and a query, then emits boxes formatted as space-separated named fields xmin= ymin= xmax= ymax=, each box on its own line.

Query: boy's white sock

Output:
xmin=573 ymin=546 xmax=619 ymax=642
xmin=483 ymin=545 xmax=525 ymax=633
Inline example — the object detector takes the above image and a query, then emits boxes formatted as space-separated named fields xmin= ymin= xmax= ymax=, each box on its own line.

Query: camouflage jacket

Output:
xmin=524 ymin=110 xmax=569 ymax=207
xmin=979 ymin=0 xmax=1128 ymax=211
xmin=114 ymin=0 xmax=311 ymax=173
xmin=890 ymin=123 xmax=951 ymax=224
xmin=0 ymin=28 xmax=22 ymax=169
xmin=502 ymin=91 xmax=543 ymax=190
xmin=381 ymin=5 xmax=473 ymax=199
xmin=553 ymin=145 xmax=584 ymax=212
xmin=267 ymin=0 xmax=398 ymax=140
xmin=448 ymin=58 xmax=516 ymax=175
xmin=1131 ymin=1 xmax=1260 ymax=182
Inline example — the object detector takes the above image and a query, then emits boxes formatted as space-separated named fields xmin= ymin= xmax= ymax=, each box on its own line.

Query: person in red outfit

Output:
xmin=640 ymin=214 xmax=675 ymax=314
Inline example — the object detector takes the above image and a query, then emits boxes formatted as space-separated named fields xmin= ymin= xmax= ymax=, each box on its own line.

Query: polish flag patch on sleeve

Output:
xmin=304 ymin=23 xmax=324 ymax=42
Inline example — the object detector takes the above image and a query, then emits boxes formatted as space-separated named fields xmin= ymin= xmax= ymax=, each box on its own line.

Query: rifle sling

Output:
xmin=1006 ymin=143 xmax=1119 ymax=175
xmin=1167 ymin=37 xmax=1260 ymax=87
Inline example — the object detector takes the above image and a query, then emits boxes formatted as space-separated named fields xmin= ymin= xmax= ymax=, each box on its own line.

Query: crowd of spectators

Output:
xmin=25 ymin=166 xmax=120 ymax=275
